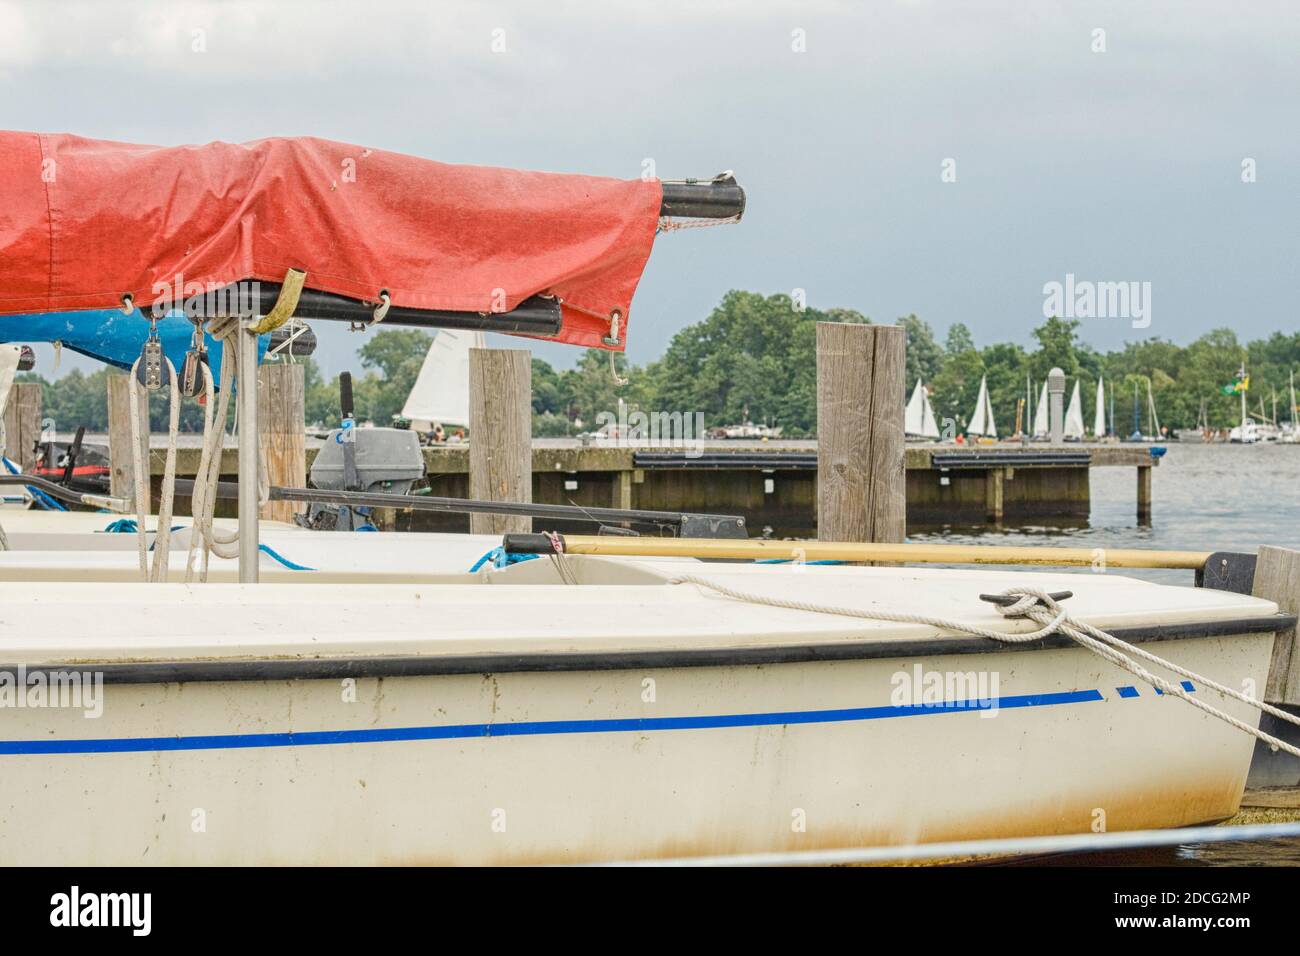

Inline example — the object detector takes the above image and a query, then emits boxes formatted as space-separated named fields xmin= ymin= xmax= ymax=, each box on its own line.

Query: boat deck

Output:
xmin=0 ymin=547 xmax=1282 ymax=668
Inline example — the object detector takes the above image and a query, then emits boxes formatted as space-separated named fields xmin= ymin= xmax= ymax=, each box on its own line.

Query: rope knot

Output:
xmin=994 ymin=588 xmax=1058 ymax=620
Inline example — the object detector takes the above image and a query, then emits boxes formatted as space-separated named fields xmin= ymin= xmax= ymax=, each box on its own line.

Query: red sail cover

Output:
xmin=0 ymin=132 xmax=663 ymax=350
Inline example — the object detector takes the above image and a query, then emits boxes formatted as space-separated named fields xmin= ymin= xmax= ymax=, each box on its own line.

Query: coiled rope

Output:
xmin=184 ymin=315 xmax=269 ymax=583
xmin=669 ymin=576 xmax=1300 ymax=759
xmin=123 ymin=316 xmax=269 ymax=583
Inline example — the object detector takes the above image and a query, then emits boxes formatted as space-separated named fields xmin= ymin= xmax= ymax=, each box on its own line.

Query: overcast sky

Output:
xmin=3 ymin=0 xmax=1297 ymax=378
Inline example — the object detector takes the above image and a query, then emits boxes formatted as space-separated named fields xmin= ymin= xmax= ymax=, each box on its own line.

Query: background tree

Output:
xmin=897 ymin=314 xmax=944 ymax=390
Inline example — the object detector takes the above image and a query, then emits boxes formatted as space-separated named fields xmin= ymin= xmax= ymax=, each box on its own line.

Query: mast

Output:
xmin=1025 ymin=376 xmax=1032 ymax=438
xmin=1093 ymin=377 xmax=1106 ymax=437
xmin=984 ymin=379 xmax=997 ymax=438
xmin=1147 ymin=378 xmax=1160 ymax=438
xmin=1240 ymin=361 xmax=1247 ymax=432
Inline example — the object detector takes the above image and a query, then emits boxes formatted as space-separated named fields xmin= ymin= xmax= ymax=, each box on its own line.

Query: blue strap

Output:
xmin=102 ymin=519 xmax=187 ymax=552
xmin=102 ymin=520 xmax=313 ymax=568
xmin=469 ymin=547 xmax=540 ymax=573
xmin=258 ymin=544 xmax=315 ymax=571
xmin=755 ymin=558 xmax=844 ymax=565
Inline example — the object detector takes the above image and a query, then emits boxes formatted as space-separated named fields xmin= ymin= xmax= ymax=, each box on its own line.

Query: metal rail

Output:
xmin=594 ymin=820 xmax=1300 ymax=867
xmin=174 ymin=481 xmax=748 ymax=538
xmin=932 ymin=451 xmax=1092 ymax=469
xmin=237 ymin=319 xmax=260 ymax=582
xmin=633 ymin=452 xmax=818 ymax=470
xmin=660 ymin=179 xmax=746 ymax=220
xmin=0 ymin=473 xmax=129 ymax=512
xmin=274 ymin=487 xmax=746 ymax=538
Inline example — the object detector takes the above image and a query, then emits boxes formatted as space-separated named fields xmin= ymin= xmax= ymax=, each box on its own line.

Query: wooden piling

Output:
xmin=258 ymin=362 xmax=307 ymax=523
xmin=1136 ymin=464 xmax=1152 ymax=524
xmin=106 ymin=372 xmax=149 ymax=500
xmin=612 ymin=469 xmax=633 ymax=510
xmin=985 ymin=468 xmax=1005 ymax=523
xmin=816 ymin=323 xmax=905 ymax=544
xmin=1253 ymin=545 xmax=1300 ymax=706
xmin=468 ymin=347 xmax=532 ymax=535
xmin=1 ymin=382 xmax=42 ymax=472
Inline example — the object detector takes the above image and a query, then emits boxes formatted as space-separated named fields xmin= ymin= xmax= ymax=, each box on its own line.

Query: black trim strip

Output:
xmin=12 ymin=614 xmax=1294 ymax=685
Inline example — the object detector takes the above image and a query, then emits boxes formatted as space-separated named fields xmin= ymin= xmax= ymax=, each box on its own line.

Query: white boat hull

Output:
xmin=1 ymin=626 xmax=1272 ymax=865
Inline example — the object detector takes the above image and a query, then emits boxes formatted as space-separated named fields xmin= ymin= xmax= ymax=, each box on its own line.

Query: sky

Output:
xmin=3 ymin=0 xmax=1298 ymax=378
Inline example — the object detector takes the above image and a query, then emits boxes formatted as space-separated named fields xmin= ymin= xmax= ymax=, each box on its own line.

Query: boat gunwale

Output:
xmin=11 ymin=613 xmax=1294 ymax=684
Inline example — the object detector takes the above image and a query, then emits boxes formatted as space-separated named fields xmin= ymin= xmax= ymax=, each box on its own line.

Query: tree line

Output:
xmin=17 ymin=290 xmax=1300 ymax=437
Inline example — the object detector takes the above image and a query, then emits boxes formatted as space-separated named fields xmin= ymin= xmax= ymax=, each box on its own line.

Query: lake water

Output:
xmin=911 ymin=442 xmax=1300 ymax=587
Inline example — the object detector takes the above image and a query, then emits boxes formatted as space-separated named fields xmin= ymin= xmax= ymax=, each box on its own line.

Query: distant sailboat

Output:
xmin=1031 ymin=380 xmax=1049 ymax=438
xmin=1283 ymin=370 xmax=1299 ymax=443
xmin=966 ymin=375 xmax=997 ymax=439
xmin=1124 ymin=378 xmax=1162 ymax=442
xmin=1093 ymin=377 xmax=1106 ymax=438
xmin=1063 ymin=380 xmax=1086 ymax=441
xmin=400 ymin=329 xmax=486 ymax=431
xmin=905 ymin=379 xmax=941 ymax=439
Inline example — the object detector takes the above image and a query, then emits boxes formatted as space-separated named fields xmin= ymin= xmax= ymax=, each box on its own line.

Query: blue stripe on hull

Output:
xmin=0 ymin=688 xmax=1112 ymax=756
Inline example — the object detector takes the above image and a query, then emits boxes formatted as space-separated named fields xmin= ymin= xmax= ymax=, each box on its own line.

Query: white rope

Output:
xmin=656 ymin=214 xmax=741 ymax=232
xmin=184 ymin=358 xmax=222 ymax=581
xmin=183 ymin=317 xmax=268 ymax=582
xmin=127 ymin=356 xmax=180 ymax=582
xmin=669 ymin=576 xmax=1300 ymax=759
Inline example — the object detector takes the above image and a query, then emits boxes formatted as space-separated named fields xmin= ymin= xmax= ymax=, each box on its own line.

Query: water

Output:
xmin=911 ymin=442 xmax=1300 ymax=587
xmin=917 ymin=442 xmax=1300 ymax=865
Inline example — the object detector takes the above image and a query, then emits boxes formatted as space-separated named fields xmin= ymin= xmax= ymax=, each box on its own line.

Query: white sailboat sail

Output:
xmin=1032 ymin=380 xmax=1049 ymax=437
xmin=1064 ymin=381 xmax=1085 ymax=440
xmin=400 ymin=329 xmax=486 ymax=429
xmin=903 ymin=380 xmax=942 ymax=439
xmin=905 ymin=379 xmax=926 ymax=436
xmin=921 ymin=385 xmax=940 ymax=439
xmin=1093 ymin=377 xmax=1106 ymax=437
xmin=968 ymin=375 xmax=996 ymax=437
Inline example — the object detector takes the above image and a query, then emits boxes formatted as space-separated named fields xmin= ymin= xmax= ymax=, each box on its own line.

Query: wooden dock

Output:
xmin=141 ymin=438 xmax=1158 ymax=534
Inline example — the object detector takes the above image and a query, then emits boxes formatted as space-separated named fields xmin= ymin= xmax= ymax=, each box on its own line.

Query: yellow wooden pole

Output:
xmin=556 ymin=535 xmax=1211 ymax=570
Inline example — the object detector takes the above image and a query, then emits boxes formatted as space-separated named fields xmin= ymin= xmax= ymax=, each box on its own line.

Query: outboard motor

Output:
xmin=300 ymin=371 xmax=425 ymax=531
